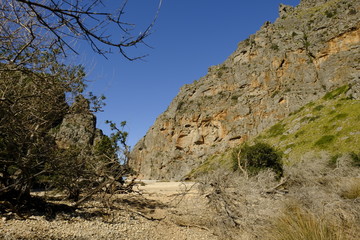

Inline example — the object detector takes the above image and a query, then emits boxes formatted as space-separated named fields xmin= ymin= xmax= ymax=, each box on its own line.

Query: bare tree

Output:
xmin=0 ymin=60 xmax=134 ymax=214
xmin=0 ymin=0 xmax=161 ymax=216
xmin=0 ymin=0 xmax=162 ymax=65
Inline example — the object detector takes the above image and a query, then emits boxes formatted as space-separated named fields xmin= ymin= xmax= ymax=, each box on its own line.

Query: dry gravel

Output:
xmin=0 ymin=181 xmax=218 ymax=240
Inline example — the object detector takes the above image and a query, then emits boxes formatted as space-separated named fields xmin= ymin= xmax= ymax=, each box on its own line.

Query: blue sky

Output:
xmin=81 ymin=0 xmax=301 ymax=147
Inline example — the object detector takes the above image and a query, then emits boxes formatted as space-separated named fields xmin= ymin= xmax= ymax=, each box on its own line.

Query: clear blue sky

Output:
xmin=81 ymin=0 xmax=301 ymax=148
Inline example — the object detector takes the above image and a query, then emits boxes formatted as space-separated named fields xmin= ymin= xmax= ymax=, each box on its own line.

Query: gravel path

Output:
xmin=0 ymin=181 xmax=218 ymax=240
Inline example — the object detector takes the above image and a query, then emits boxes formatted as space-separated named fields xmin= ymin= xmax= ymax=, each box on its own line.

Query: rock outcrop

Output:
xmin=131 ymin=0 xmax=360 ymax=180
xmin=55 ymin=95 xmax=103 ymax=150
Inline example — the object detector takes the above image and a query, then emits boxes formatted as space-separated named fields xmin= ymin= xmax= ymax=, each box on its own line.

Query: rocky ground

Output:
xmin=0 ymin=181 xmax=218 ymax=240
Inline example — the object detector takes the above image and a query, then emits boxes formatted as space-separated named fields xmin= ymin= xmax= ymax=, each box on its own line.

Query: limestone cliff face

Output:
xmin=131 ymin=0 xmax=360 ymax=180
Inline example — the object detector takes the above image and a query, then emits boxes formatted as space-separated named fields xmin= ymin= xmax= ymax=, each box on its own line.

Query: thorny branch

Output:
xmin=0 ymin=0 xmax=163 ymax=63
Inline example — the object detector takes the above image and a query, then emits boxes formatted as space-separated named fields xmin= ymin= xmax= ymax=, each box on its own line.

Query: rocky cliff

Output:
xmin=131 ymin=0 xmax=360 ymax=180
xmin=54 ymin=95 xmax=104 ymax=153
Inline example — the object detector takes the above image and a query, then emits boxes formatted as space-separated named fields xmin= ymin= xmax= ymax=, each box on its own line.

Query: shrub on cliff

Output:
xmin=232 ymin=142 xmax=283 ymax=178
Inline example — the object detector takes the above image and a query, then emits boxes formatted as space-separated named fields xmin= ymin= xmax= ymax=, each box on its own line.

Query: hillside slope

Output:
xmin=186 ymin=84 xmax=360 ymax=179
xmin=131 ymin=0 xmax=360 ymax=180
xmin=258 ymin=85 xmax=360 ymax=162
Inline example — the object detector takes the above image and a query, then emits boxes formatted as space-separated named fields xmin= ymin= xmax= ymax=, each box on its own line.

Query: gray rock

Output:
xmin=279 ymin=4 xmax=294 ymax=19
xmin=54 ymin=95 xmax=104 ymax=151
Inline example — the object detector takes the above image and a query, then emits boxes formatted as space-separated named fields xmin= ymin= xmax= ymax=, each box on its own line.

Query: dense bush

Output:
xmin=0 ymin=61 xmax=80 ymax=205
xmin=232 ymin=142 xmax=283 ymax=178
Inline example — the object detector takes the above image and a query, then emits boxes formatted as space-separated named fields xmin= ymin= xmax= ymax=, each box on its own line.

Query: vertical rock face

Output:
xmin=55 ymin=95 xmax=102 ymax=150
xmin=131 ymin=0 xmax=360 ymax=180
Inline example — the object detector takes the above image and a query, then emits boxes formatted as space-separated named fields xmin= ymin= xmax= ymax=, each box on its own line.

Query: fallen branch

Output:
xmin=175 ymin=222 xmax=211 ymax=231
xmin=170 ymin=182 xmax=198 ymax=206
xmin=0 ymin=200 xmax=25 ymax=219
xmin=128 ymin=209 xmax=166 ymax=221
xmin=263 ymin=177 xmax=288 ymax=194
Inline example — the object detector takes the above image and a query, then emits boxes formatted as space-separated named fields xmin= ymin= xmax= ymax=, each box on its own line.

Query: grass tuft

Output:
xmin=268 ymin=123 xmax=286 ymax=137
xmin=268 ymin=205 xmax=343 ymax=240
xmin=341 ymin=179 xmax=360 ymax=200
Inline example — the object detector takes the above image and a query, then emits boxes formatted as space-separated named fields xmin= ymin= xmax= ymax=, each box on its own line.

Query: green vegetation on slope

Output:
xmin=188 ymin=85 xmax=360 ymax=178
xmin=257 ymin=85 xmax=360 ymax=163
xmin=185 ymin=151 xmax=233 ymax=179
xmin=232 ymin=142 xmax=283 ymax=179
xmin=295 ymin=0 xmax=341 ymax=19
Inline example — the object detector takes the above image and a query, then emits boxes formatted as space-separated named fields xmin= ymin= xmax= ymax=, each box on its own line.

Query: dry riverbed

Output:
xmin=0 ymin=181 xmax=218 ymax=240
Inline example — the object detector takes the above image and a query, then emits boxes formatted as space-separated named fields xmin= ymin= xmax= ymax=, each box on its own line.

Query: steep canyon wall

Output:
xmin=131 ymin=0 xmax=360 ymax=180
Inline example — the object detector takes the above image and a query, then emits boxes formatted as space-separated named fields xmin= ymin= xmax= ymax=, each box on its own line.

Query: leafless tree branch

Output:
xmin=0 ymin=0 xmax=162 ymax=63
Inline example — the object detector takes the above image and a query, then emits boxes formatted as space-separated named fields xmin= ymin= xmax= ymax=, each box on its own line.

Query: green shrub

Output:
xmin=313 ymin=105 xmax=325 ymax=111
xmin=271 ymin=44 xmax=279 ymax=51
xmin=349 ymin=152 xmax=360 ymax=167
xmin=233 ymin=142 xmax=283 ymax=178
xmin=94 ymin=135 xmax=116 ymax=157
xmin=314 ymin=135 xmax=335 ymax=148
xmin=331 ymin=113 xmax=348 ymax=121
xmin=176 ymin=101 xmax=185 ymax=111
xmin=294 ymin=130 xmax=306 ymax=138
xmin=231 ymin=95 xmax=239 ymax=101
xmin=323 ymin=85 xmax=350 ymax=100
xmin=325 ymin=9 xmax=337 ymax=18
xmin=301 ymin=116 xmax=320 ymax=123
xmin=328 ymin=154 xmax=342 ymax=168
xmin=268 ymin=123 xmax=286 ymax=137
